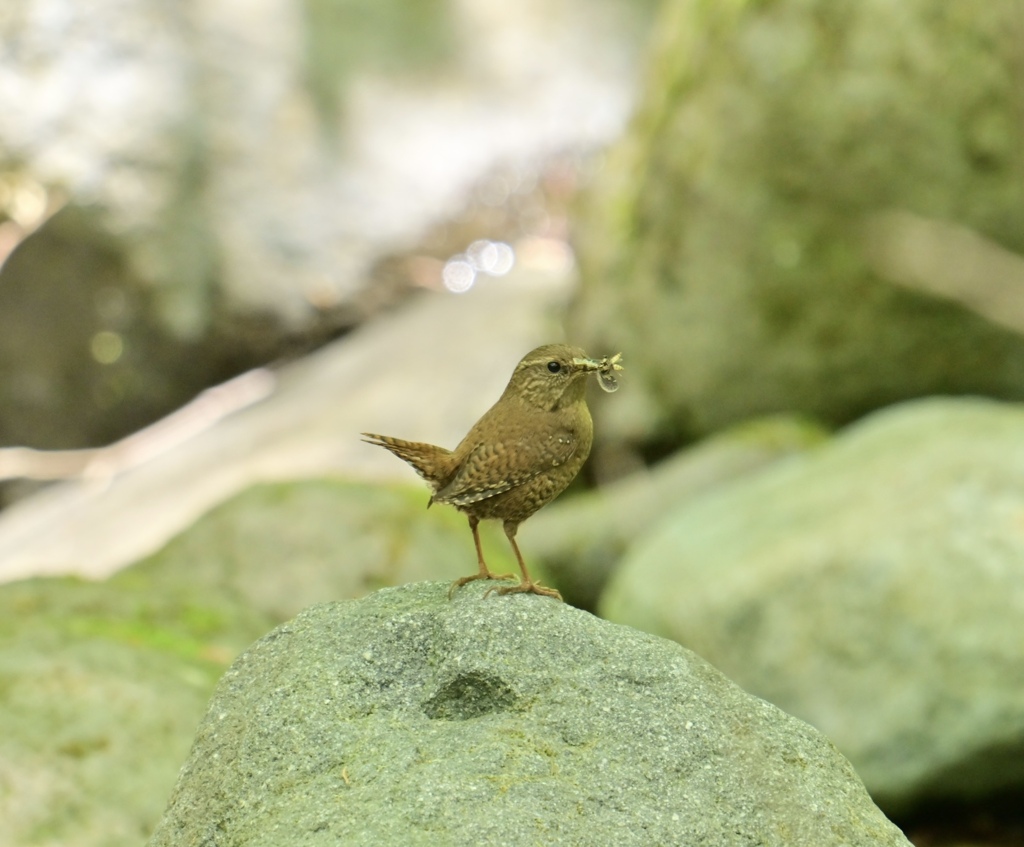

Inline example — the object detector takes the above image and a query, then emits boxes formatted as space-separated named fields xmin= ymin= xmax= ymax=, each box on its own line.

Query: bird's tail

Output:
xmin=361 ymin=433 xmax=454 ymax=491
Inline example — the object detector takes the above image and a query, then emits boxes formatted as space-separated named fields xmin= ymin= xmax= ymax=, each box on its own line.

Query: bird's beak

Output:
xmin=571 ymin=355 xmax=605 ymax=373
xmin=573 ymin=352 xmax=624 ymax=393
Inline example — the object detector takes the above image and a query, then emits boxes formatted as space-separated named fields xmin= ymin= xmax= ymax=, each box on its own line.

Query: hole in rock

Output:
xmin=422 ymin=672 xmax=519 ymax=721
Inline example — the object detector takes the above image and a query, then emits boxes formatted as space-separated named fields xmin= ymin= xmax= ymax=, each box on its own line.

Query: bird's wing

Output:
xmin=432 ymin=429 xmax=580 ymax=507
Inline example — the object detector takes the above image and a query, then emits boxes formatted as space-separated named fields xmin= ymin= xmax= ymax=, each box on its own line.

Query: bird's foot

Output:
xmin=484 ymin=580 xmax=563 ymax=602
xmin=447 ymin=570 xmax=516 ymax=599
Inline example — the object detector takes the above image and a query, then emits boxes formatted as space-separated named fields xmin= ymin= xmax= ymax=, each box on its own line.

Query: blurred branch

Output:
xmin=862 ymin=210 xmax=1024 ymax=334
xmin=0 ymin=368 xmax=276 ymax=483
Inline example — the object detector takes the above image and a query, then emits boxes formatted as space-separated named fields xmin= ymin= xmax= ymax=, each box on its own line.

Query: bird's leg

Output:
xmin=485 ymin=520 xmax=563 ymax=601
xmin=448 ymin=516 xmax=515 ymax=598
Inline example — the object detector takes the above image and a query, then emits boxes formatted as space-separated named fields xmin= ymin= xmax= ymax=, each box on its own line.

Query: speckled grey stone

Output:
xmin=602 ymin=397 xmax=1024 ymax=813
xmin=149 ymin=582 xmax=908 ymax=846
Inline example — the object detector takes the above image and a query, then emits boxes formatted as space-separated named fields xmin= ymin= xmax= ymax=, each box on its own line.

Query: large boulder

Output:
xmin=602 ymin=397 xmax=1024 ymax=812
xmin=150 ymin=582 xmax=908 ymax=846
xmin=0 ymin=569 xmax=272 ymax=847
xmin=572 ymin=0 xmax=1024 ymax=444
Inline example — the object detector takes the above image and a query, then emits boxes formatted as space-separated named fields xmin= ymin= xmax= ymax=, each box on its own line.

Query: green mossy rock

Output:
xmin=0 ymin=570 xmax=271 ymax=846
xmin=150 ymin=582 xmax=909 ymax=846
xmin=573 ymin=0 xmax=1024 ymax=443
xmin=602 ymin=397 xmax=1024 ymax=813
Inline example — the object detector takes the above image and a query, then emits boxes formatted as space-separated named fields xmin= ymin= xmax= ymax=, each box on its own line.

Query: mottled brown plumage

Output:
xmin=362 ymin=343 xmax=622 ymax=600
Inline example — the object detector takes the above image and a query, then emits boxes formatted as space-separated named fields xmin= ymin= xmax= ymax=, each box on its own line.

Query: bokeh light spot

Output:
xmin=90 ymin=331 xmax=125 ymax=364
xmin=442 ymin=258 xmax=476 ymax=293
xmin=467 ymin=239 xmax=515 ymax=276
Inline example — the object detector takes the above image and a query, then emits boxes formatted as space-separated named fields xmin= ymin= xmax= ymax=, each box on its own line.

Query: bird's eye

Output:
xmin=547 ymin=361 xmax=561 ymax=373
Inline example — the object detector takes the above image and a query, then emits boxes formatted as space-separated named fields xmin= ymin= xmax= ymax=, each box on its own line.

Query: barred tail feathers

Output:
xmin=361 ymin=433 xmax=454 ymax=493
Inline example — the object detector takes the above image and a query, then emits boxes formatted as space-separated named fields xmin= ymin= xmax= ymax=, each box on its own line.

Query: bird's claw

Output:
xmin=483 ymin=580 xmax=563 ymax=601
xmin=447 ymin=571 xmax=516 ymax=599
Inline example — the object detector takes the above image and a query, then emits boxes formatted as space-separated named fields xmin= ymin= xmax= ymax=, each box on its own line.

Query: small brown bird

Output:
xmin=363 ymin=344 xmax=622 ymax=600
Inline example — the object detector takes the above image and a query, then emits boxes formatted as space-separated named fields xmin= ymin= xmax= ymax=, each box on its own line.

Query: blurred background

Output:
xmin=2 ymin=0 xmax=1024 ymax=844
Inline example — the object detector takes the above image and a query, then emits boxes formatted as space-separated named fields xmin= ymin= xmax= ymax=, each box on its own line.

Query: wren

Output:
xmin=362 ymin=343 xmax=622 ymax=600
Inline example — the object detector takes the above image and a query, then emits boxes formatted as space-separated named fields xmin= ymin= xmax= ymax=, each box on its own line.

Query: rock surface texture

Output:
xmin=149 ymin=582 xmax=909 ymax=846
xmin=602 ymin=397 xmax=1024 ymax=813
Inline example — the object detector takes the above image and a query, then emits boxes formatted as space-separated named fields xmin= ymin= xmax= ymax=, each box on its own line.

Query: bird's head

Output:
xmin=503 ymin=344 xmax=622 ymax=411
